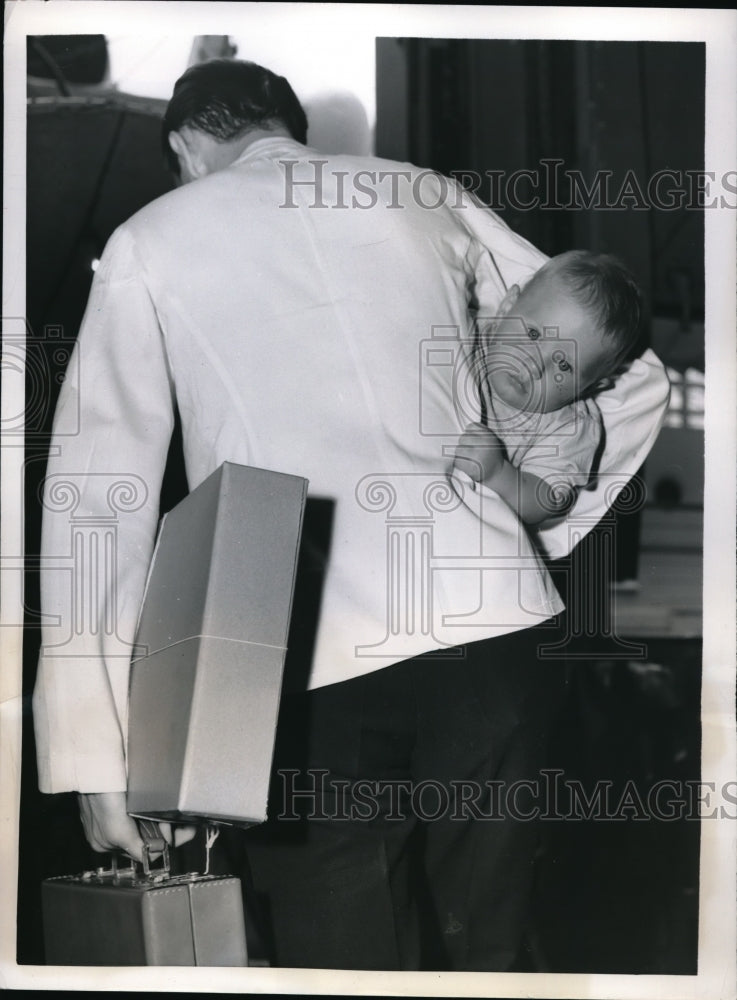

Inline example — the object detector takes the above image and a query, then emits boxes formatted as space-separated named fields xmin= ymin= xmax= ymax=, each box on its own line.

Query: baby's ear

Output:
xmin=590 ymin=375 xmax=616 ymax=394
xmin=590 ymin=359 xmax=632 ymax=396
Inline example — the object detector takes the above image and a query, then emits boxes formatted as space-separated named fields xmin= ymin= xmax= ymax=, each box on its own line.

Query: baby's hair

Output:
xmin=534 ymin=250 xmax=643 ymax=373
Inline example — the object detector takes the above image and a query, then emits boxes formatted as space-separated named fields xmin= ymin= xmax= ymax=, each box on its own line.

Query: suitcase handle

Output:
xmin=137 ymin=818 xmax=170 ymax=877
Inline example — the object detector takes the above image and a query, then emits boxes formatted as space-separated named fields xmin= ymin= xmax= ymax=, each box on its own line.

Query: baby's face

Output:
xmin=482 ymin=273 xmax=614 ymax=413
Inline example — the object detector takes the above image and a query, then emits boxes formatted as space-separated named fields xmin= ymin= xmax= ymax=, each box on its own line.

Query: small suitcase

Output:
xmin=42 ymin=835 xmax=248 ymax=966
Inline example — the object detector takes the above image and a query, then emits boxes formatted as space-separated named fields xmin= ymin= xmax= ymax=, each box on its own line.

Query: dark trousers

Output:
xmin=241 ymin=620 xmax=568 ymax=970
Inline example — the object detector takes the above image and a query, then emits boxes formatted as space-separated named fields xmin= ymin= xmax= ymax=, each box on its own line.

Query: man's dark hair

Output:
xmin=162 ymin=59 xmax=308 ymax=174
xmin=537 ymin=250 xmax=644 ymax=369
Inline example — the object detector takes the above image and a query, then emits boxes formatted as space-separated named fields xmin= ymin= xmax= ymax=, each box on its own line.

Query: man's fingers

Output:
xmin=78 ymin=791 xmax=145 ymax=861
xmin=173 ymin=825 xmax=198 ymax=848
xmin=155 ymin=822 xmax=197 ymax=849
xmin=77 ymin=793 xmax=197 ymax=863
xmin=158 ymin=821 xmax=174 ymax=846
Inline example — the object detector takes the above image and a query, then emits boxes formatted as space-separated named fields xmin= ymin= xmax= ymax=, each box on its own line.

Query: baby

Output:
xmin=453 ymin=250 xmax=642 ymax=525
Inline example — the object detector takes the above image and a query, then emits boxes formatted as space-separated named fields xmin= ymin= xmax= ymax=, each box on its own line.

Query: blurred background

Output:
xmin=20 ymin=32 xmax=704 ymax=973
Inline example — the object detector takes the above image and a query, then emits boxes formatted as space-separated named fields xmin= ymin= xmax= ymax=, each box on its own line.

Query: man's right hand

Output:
xmin=78 ymin=791 xmax=147 ymax=860
xmin=78 ymin=791 xmax=197 ymax=863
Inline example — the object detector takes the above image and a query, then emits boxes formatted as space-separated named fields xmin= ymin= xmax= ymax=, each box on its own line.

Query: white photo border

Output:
xmin=2 ymin=3 xmax=735 ymax=996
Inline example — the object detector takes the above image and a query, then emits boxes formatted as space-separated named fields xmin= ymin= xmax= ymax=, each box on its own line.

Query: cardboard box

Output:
xmin=126 ymin=462 xmax=308 ymax=826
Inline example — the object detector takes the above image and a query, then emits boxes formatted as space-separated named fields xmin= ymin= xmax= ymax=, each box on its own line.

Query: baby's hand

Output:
xmin=453 ymin=422 xmax=506 ymax=484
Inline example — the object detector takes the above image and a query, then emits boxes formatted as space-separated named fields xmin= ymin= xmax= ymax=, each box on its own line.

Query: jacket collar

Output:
xmin=232 ymin=136 xmax=311 ymax=166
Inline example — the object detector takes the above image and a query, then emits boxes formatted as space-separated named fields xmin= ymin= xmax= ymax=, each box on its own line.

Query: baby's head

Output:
xmin=482 ymin=250 xmax=642 ymax=413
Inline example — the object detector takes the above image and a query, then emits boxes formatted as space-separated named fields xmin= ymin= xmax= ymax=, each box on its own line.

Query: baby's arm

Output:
xmin=453 ymin=423 xmax=576 ymax=525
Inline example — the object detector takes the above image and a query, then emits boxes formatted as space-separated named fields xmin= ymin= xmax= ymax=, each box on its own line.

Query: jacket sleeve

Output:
xmin=448 ymin=186 xmax=550 ymax=306
xmin=534 ymin=349 xmax=671 ymax=560
xmin=33 ymin=225 xmax=175 ymax=793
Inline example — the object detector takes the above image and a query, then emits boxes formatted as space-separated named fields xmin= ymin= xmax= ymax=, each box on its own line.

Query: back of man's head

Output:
xmin=162 ymin=59 xmax=308 ymax=175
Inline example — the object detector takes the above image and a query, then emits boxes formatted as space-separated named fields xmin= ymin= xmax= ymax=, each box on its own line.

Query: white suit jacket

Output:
xmin=33 ymin=139 xmax=669 ymax=792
